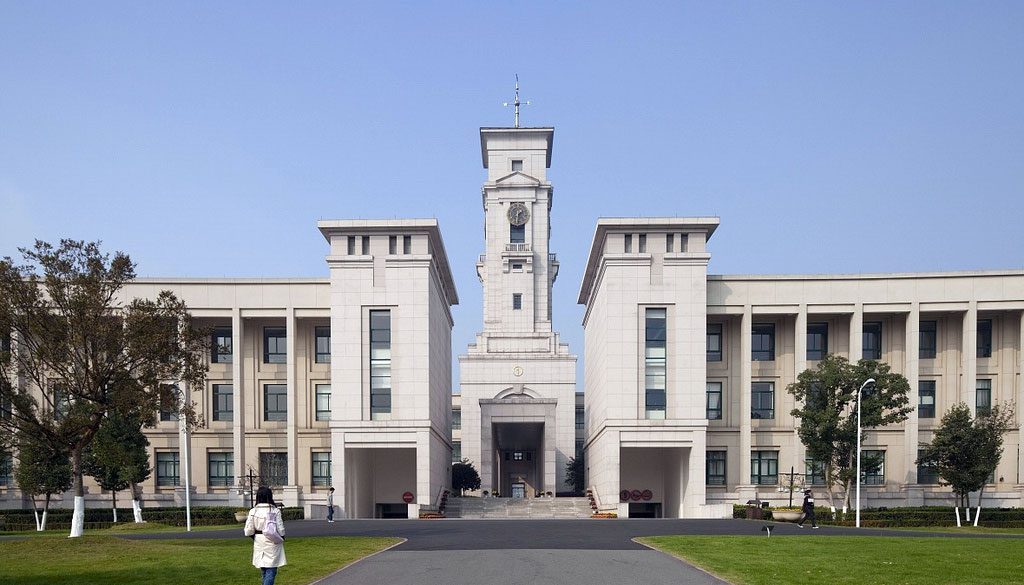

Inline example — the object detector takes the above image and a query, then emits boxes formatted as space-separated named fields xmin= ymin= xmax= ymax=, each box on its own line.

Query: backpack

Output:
xmin=263 ymin=507 xmax=284 ymax=544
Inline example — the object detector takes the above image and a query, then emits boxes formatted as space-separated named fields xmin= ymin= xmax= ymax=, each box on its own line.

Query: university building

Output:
xmin=2 ymin=123 xmax=1023 ymax=518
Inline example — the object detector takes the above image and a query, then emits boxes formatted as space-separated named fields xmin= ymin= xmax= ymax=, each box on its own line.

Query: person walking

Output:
xmin=244 ymin=486 xmax=287 ymax=585
xmin=327 ymin=487 xmax=335 ymax=523
xmin=797 ymin=489 xmax=818 ymax=529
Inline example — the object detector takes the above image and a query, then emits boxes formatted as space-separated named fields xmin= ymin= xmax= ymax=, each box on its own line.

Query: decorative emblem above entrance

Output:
xmin=402 ymin=491 xmax=414 ymax=504
xmin=512 ymin=366 xmax=524 ymax=377
xmin=507 ymin=202 xmax=530 ymax=226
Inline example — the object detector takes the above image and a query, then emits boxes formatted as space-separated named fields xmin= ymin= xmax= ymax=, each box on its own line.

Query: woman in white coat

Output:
xmin=244 ymin=486 xmax=287 ymax=585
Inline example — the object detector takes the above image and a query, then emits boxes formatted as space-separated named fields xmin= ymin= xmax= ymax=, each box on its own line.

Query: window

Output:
xmin=159 ymin=383 xmax=178 ymax=422
xmin=452 ymin=442 xmax=462 ymax=463
xmin=369 ymin=310 xmax=392 ymax=419
xmin=575 ymin=440 xmax=584 ymax=458
xmin=263 ymin=327 xmax=287 ymax=364
xmin=863 ymin=322 xmax=882 ymax=360
xmin=389 ymin=236 xmax=397 ymax=254
xmin=347 ymin=236 xmax=356 ymax=255
xmin=50 ymin=382 xmax=71 ymax=421
xmin=751 ymin=451 xmax=778 ymax=485
xmin=510 ymin=223 xmax=525 ymax=244
xmin=512 ymin=262 xmax=523 ymax=272
xmin=315 ymin=384 xmax=331 ymax=422
xmin=513 ymin=451 xmax=524 ymax=461
xmin=0 ymin=452 xmax=13 ymax=486
xmin=977 ymin=320 xmax=992 ymax=358
xmin=511 ymin=159 xmax=523 ymax=172
xmin=624 ymin=234 xmax=632 ymax=253
xmin=805 ymin=458 xmax=826 ymax=485
xmin=706 ymin=323 xmax=722 ymax=362
xmin=213 ymin=384 xmax=233 ymax=422
xmin=976 ymin=380 xmax=992 ymax=416
xmin=513 ymin=294 xmax=522 ymax=310
xmin=638 ymin=234 xmax=647 ymax=253
xmin=264 ymin=384 xmax=287 ymax=422
xmin=751 ymin=382 xmax=774 ymax=419
xmin=576 ymin=407 xmax=585 ymax=429
xmin=403 ymin=235 xmax=412 ymax=254
xmin=0 ymin=393 xmax=11 ymax=420
xmin=918 ymin=381 xmax=936 ymax=418
xmin=211 ymin=326 xmax=232 ymax=364
xmin=666 ymin=233 xmax=674 ymax=253
xmin=0 ymin=329 xmax=10 ymax=354
xmin=706 ymin=451 xmax=726 ymax=485
xmin=751 ymin=323 xmax=775 ymax=361
xmin=315 ymin=326 xmax=331 ymax=363
xmin=917 ymin=450 xmax=939 ymax=485
xmin=706 ymin=382 xmax=722 ymax=420
xmin=312 ymin=452 xmax=331 ymax=487
xmin=807 ymin=323 xmax=828 ymax=360
xmin=644 ymin=308 xmax=667 ymax=419
xmin=361 ymin=236 xmax=370 ymax=255
xmin=156 ymin=452 xmax=180 ymax=487
xmin=861 ymin=450 xmax=885 ymax=485
xmin=259 ymin=452 xmax=288 ymax=486
xmin=919 ymin=320 xmax=937 ymax=359
xmin=208 ymin=452 xmax=233 ymax=487
xmin=451 ymin=408 xmax=461 ymax=430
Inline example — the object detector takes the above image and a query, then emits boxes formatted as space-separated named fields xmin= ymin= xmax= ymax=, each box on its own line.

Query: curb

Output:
xmin=307 ymin=537 xmax=407 ymax=585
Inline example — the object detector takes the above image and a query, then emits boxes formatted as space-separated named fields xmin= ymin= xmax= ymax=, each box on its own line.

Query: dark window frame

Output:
xmin=510 ymin=223 xmax=525 ymax=244
xmin=512 ymin=294 xmax=522 ymax=310
xmin=315 ymin=383 xmax=331 ymax=422
xmin=751 ymin=381 xmax=774 ymax=419
xmin=751 ymin=450 xmax=778 ymax=485
xmin=917 ymin=449 xmax=939 ymax=485
xmin=575 ymin=407 xmax=585 ymax=429
xmin=369 ymin=310 xmax=392 ymax=418
xmin=807 ymin=322 xmax=828 ymax=361
xmin=919 ymin=320 xmax=937 ymax=359
xmin=706 ymin=450 xmax=726 ymax=486
xmin=861 ymin=450 xmax=885 ymax=485
xmin=263 ymin=327 xmax=287 ymax=364
xmin=212 ymin=384 xmax=233 ymax=422
xmin=208 ymin=452 xmax=234 ymax=487
xmin=918 ymin=380 xmax=936 ymax=418
xmin=805 ymin=458 xmax=826 ymax=485
xmin=156 ymin=451 xmax=180 ymax=487
xmin=451 ymin=408 xmax=461 ymax=430
xmin=314 ymin=326 xmax=331 ymax=364
xmin=976 ymin=379 xmax=992 ymax=416
xmin=706 ymin=322 xmax=722 ymax=362
xmin=311 ymin=451 xmax=331 ymax=487
xmin=706 ymin=382 xmax=723 ymax=420
xmin=263 ymin=383 xmax=288 ymax=422
xmin=751 ymin=323 xmax=775 ymax=361
xmin=644 ymin=308 xmax=667 ymax=417
xmin=977 ymin=319 xmax=992 ymax=358
xmin=863 ymin=321 xmax=882 ymax=360
xmin=211 ymin=326 xmax=232 ymax=364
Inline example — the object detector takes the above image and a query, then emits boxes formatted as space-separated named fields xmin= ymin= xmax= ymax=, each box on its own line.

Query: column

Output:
xmin=284 ymin=308 xmax=300 ymax=506
xmin=849 ymin=304 xmax=863 ymax=363
xmin=793 ymin=306 xmax=807 ymax=479
xmin=177 ymin=381 xmax=193 ymax=507
xmin=738 ymin=306 xmax=754 ymax=500
xmin=904 ymin=304 xmax=921 ymax=493
xmin=1017 ymin=312 xmax=1024 ymax=489
xmin=231 ymin=309 xmax=245 ymax=495
xmin=963 ymin=302 xmax=978 ymax=414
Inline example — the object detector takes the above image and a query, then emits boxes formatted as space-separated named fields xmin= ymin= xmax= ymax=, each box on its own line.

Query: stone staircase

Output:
xmin=445 ymin=496 xmax=593 ymax=519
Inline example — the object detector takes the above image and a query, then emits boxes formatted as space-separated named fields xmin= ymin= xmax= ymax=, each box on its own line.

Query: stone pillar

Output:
xmin=850 ymin=304 xmax=863 ymax=362
xmin=231 ymin=309 xmax=245 ymax=499
xmin=737 ymin=306 xmax=755 ymax=501
xmin=1018 ymin=312 xmax=1024 ymax=492
xmin=963 ymin=302 xmax=978 ymax=414
xmin=793 ymin=306 xmax=807 ymax=478
xmin=283 ymin=308 xmax=301 ymax=507
xmin=904 ymin=304 xmax=921 ymax=500
xmin=177 ymin=381 xmax=194 ymax=506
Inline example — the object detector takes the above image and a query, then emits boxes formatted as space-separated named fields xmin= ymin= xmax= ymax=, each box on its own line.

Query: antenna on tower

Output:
xmin=502 ymin=74 xmax=531 ymax=128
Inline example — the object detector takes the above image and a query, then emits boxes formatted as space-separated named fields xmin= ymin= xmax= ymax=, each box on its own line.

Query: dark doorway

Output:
xmin=376 ymin=503 xmax=409 ymax=519
xmin=628 ymin=503 xmax=662 ymax=518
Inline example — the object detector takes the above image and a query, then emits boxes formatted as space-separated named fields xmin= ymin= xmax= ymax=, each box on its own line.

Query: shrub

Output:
xmin=0 ymin=506 xmax=304 ymax=531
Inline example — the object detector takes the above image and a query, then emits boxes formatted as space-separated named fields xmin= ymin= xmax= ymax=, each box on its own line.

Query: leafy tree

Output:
xmin=918 ymin=402 xmax=1014 ymax=522
xmin=565 ymin=452 xmax=585 ymax=496
xmin=788 ymin=354 xmax=912 ymax=511
xmin=83 ymin=411 xmax=151 ymax=523
xmin=13 ymin=431 xmax=72 ymax=531
xmin=0 ymin=240 xmax=207 ymax=537
xmin=451 ymin=459 xmax=481 ymax=496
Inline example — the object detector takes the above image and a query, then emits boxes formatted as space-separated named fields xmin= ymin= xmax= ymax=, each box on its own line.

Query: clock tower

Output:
xmin=459 ymin=126 xmax=577 ymax=497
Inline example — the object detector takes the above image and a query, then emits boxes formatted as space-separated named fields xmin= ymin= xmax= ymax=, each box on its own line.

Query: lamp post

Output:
xmin=855 ymin=377 xmax=876 ymax=528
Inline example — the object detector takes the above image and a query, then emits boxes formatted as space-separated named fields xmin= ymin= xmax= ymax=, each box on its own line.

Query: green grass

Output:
xmin=1 ymin=522 xmax=241 ymax=537
xmin=891 ymin=526 xmax=1024 ymax=535
xmin=638 ymin=535 xmax=1024 ymax=585
xmin=0 ymin=535 xmax=399 ymax=585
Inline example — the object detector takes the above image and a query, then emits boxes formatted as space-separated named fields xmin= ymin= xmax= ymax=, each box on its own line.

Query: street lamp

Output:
xmin=855 ymin=377 xmax=876 ymax=528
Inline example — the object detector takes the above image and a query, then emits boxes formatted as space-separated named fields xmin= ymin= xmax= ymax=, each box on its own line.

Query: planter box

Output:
xmin=773 ymin=510 xmax=802 ymax=522
xmin=234 ymin=512 xmax=249 ymax=522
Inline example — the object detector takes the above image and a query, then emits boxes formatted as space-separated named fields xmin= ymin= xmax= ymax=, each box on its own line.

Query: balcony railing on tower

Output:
xmin=505 ymin=243 xmax=532 ymax=253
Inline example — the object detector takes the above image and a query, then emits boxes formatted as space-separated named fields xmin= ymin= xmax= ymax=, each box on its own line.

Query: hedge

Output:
xmin=0 ymin=506 xmax=304 ymax=532
xmin=734 ymin=504 xmax=1024 ymax=528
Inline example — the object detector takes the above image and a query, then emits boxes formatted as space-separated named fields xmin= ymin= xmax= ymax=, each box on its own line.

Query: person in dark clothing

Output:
xmin=798 ymin=489 xmax=818 ymax=529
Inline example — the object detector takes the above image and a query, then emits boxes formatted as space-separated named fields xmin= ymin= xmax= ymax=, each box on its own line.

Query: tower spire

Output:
xmin=502 ymin=74 xmax=530 ymax=128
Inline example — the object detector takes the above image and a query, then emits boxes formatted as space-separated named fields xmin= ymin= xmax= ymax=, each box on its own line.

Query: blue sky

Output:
xmin=2 ymin=2 xmax=1022 ymax=383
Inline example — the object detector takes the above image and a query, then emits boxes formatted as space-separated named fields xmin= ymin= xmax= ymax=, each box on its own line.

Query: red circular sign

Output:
xmin=619 ymin=490 xmax=630 ymax=502
xmin=402 ymin=491 xmax=414 ymax=504
xmin=641 ymin=489 xmax=653 ymax=501
xmin=630 ymin=489 xmax=642 ymax=501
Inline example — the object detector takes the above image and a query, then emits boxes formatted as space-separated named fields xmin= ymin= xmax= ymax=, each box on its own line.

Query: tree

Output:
xmin=918 ymin=402 xmax=1014 ymax=525
xmin=13 ymin=431 xmax=72 ymax=531
xmin=83 ymin=411 xmax=151 ymax=523
xmin=788 ymin=354 xmax=912 ymax=512
xmin=451 ymin=459 xmax=481 ymax=496
xmin=0 ymin=240 xmax=207 ymax=537
xmin=565 ymin=452 xmax=585 ymax=496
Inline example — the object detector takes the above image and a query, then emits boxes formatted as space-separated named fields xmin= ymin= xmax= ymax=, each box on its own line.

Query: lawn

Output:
xmin=0 ymin=534 xmax=399 ymax=585
xmin=638 ymin=535 xmax=1024 ymax=585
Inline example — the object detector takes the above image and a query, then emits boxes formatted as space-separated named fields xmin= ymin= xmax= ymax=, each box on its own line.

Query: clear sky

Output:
xmin=2 ymin=2 xmax=1022 ymax=384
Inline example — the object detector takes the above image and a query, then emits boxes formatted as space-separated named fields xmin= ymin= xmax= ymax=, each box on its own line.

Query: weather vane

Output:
xmin=502 ymin=74 xmax=530 ymax=128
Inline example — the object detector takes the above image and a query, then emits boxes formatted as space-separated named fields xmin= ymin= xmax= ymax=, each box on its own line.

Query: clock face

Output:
xmin=507 ymin=202 xmax=530 ymax=226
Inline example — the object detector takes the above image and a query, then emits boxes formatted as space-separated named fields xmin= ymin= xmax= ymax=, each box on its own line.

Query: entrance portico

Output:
xmin=480 ymin=394 xmax=557 ymax=496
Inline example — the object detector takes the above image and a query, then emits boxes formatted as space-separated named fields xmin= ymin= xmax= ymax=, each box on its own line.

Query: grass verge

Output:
xmin=0 ymin=535 xmax=399 ymax=585
xmin=638 ymin=535 xmax=1024 ymax=585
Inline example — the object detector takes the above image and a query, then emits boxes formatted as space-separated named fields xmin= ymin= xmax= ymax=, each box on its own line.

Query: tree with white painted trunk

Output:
xmin=11 ymin=430 xmax=72 ymax=531
xmin=0 ymin=240 xmax=207 ymax=538
xmin=84 ymin=411 xmax=151 ymax=524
